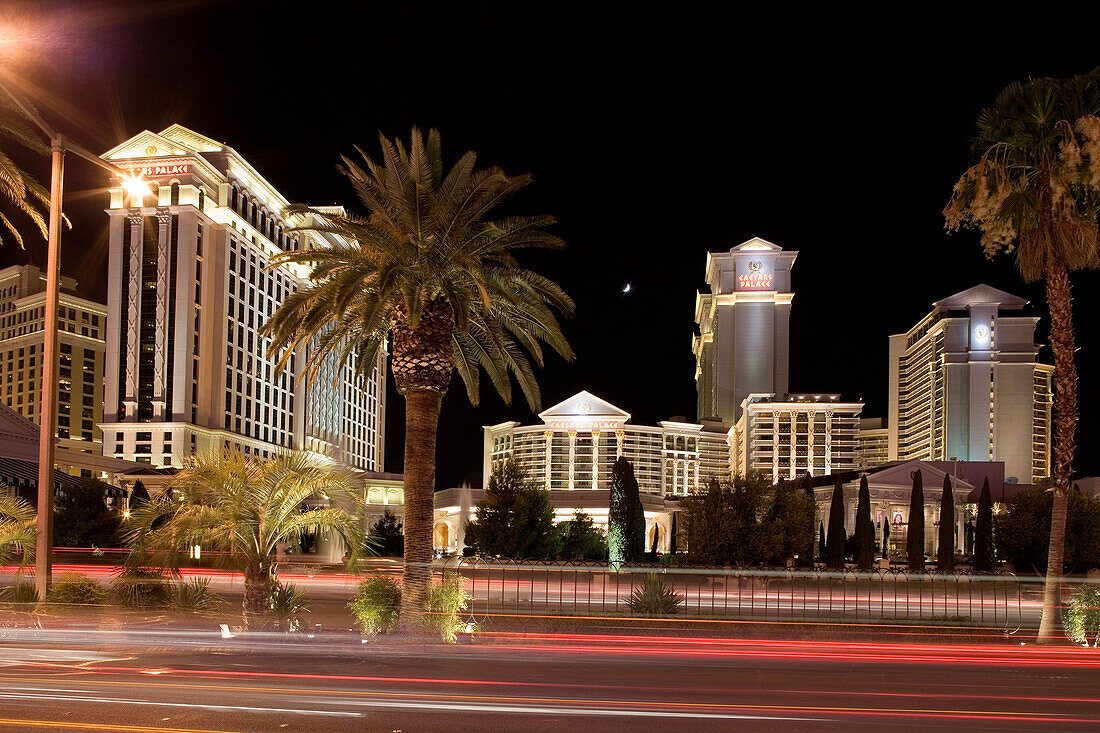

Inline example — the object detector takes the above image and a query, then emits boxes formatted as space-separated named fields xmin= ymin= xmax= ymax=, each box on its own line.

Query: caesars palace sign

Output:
xmin=737 ymin=260 xmax=773 ymax=290
xmin=117 ymin=158 xmax=191 ymax=178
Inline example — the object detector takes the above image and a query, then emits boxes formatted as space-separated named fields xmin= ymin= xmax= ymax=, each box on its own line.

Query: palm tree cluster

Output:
xmin=126 ymin=450 xmax=364 ymax=627
xmin=261 ymin=128 xmax=573 ymax=624
xmin=944 ymin=68 xmax=1100 ymax=641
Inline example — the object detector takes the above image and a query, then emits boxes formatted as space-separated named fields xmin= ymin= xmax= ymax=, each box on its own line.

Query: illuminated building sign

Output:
xmin=116 ymin=158 xmax=191 ymax=178
xmin=737 ymin=260 xmax=773 ymax=290
xmin=544 ymin=419 xmax=623 ymax=431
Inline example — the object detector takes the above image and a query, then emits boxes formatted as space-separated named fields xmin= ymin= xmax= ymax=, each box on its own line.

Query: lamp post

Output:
xmin=0 ymin=72 xmax=138 ymax=599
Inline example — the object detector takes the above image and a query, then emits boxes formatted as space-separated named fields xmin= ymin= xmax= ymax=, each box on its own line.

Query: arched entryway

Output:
xmin=433 ymin=522 xmax=449 ymax=550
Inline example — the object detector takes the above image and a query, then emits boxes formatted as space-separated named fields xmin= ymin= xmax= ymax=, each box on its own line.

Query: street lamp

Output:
xmin=0 ymin=70 xmax=136 ymax=600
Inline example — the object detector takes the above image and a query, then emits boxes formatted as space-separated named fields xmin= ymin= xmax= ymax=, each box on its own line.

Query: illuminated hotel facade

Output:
xmin=0 ymin=265 xmax=107 ymax=457
xmin=432 ymin=391 xmax=732 ymax=553
xmin=97 ymin=125 xmax=388 ymax=476
xmin=887 ymin=285 xmax=1053 ymax=484
xmin=731 ymin=393 xmax=863 ymax=480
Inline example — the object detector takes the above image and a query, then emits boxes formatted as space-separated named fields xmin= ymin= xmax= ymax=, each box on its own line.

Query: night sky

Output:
xmin=2 ymin=2 xmax=1099 ymax=487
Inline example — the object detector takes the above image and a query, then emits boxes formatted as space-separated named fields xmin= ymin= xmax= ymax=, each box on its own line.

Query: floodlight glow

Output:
xmin=122 ymin=175 xmax=151 ymax=199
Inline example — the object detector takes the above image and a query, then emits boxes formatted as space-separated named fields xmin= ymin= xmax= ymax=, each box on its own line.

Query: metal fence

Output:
xmin=440 ymin=558 xmax=1025 ymax=630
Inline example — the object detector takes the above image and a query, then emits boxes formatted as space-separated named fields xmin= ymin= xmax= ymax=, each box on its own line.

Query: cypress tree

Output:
xmin=974 ymin=477 xmax=993 ymax=572
xmin=855 ymin=475 xmax=875 ymax=569
xmin=609 ymin=457 xmax=645 ymax=566
xmin=882 ymin=517 xmax=891 ymax=558
xmin=938 ymin=474 xmax=955 ymax=571
xmin=129 ymin=480 xmax=149 ymax=510
xmin=826 ymin=477 xmax=846 ymax=569
xmin=669 ymin=512 xmax=678 ymax=555
xmin=818 ymin=521 xmax=827 ymax=564
xmin=907 ymin=470 xmax=925 ymax=571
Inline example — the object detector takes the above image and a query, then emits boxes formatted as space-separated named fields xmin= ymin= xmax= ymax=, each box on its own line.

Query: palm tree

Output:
xmin=0 ymin=493 xmax=35 ymax=567
xmin=262 ymin=128 xmax=573 ymax=626
xmin=944 ymin=68 xmax=1100 ymax=641
xmin=126 ymin=450 xmax=365 ymax=627
xmin=0 ymin=92 xmax=50 ymax=247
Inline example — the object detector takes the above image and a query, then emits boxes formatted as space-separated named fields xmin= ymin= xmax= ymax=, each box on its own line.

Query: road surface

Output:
xmin=0 ymin=627 xmax=1096 ymax=731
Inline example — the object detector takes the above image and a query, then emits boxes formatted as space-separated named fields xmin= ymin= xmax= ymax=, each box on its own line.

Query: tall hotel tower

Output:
xmin=694 ymin=238 xmax=862 ymax=480
xmin=887 ymin=284 xmax=1052 ymax=484
xmin=694 ymin=237 xmax=796 ymax=423
xmin=98 ymin=125 xmax=386 ymax=470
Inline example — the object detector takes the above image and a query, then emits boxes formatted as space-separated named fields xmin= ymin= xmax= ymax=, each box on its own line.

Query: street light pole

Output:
xmin=0 ymin=71 xmax=136 ymax=599
xmin=34 ymin=135 xmax=64 ymax=601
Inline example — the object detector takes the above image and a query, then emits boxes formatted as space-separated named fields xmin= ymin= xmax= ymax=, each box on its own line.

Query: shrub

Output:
xmin=269 ymin=580 xmax=309 ymax=631
xmin=0 ymin=580 xmax=37 ymax=608
xmin=111 ymin=567 xmax=173 ymax=608
xmin=626 ymin=574 xmax=683 ymax=616
xmin=1064 ymin=585 xmax=1100 ymax=647
xmin=174 ymin=578 xmax=222 ymax=613
xmin=349 ymin=575 xmax=402 ymax=635
xmin=45 ymin=573 xmax=108 ymax=606
xmin=422 ymin=572 xmax=472 ymax=643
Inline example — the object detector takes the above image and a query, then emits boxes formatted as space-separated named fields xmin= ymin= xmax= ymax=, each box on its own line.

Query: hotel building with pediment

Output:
xmin=96 ymin=125 xmax=389 ymax=480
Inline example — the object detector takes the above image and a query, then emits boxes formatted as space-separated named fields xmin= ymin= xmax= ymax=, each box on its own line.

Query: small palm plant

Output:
xmin=126 ymin=449 xmax=365 ymax=629
xmin=0 ymin=493 xmax=35 ymax=569
xmin=269 ymin=581 xmax=309 ymax=632
xmin=627 ymin=574 xmax=684 ymax=616
xmin=174 ymin=577 xmax=222 ymax=613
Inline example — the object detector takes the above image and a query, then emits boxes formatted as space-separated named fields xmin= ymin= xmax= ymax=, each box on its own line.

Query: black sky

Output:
xmin=2 ymin=2 xmax=1099 ymax=488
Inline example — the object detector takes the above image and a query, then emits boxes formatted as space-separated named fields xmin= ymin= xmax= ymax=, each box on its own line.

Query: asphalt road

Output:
xmin=0 ymin=628 xmax=1096 ymax=731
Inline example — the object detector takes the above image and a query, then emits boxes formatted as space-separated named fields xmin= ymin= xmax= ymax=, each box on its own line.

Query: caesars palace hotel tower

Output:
xmin=98 ymin=125 xmax=386 ymax=470
xmin=694 ymin=238 xmax=796 ymax=423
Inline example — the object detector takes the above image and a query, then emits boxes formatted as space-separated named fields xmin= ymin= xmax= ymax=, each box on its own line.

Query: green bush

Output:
xmin=45 ymin=573 xmax=108 ymax=606
xmin=349 ymin=575 xmax=402 ymax=635
xmin=111 ymin=567 xmax=173 ymax=608
xmin=1064 ymin=585 xmax=1100 ymax=647
xmin=269 ymin=580 xmax=309 ymax=631
xmin=626 ymin=574 xmax=683 ymax=616
xmin=174 ymin=578 xmax=222 ymax=613
xmin=422 ymin=572 xmax=473 ymax=643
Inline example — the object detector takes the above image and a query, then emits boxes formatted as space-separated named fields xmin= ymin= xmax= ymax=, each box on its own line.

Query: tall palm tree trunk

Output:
xmin=1038 ymin=260 xmax=1078 ymax=643
xmin=397 ymin=388 xmax=442 ymax=631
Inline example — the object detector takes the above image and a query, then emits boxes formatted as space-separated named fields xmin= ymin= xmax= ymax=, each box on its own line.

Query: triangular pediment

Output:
xmin=539 ymin=391 xmax=630 ymax=423
xmin=158 ymin=124 xmax=225 ymax=153
xmin=102 ymin=130 xmax=195 ymax=161
xmin=732 ymin=237 xmax=783 ymax=252
xmin=866 ymin=459 xmax=972 ymax=493
xmin=934 ymin=284 xmax=1028 ymax=310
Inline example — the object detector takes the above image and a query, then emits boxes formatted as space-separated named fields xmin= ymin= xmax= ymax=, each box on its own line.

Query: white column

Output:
xmin=567 ymin=430 xmax=577 ymax=490
xmin=825 ymin=409 xmax=834 ymax=475
xmin=153 ymin=208 xmax=171 ymax=419
xmin=544 ymin=430 xmax=553 ymax=489
xmin=591 ymin=430 xmax=600 ymax=489
xmin=124 ymin=211 xmax=143 ymax=418
xmin=616 ymin=430 xmax=625 ymax=459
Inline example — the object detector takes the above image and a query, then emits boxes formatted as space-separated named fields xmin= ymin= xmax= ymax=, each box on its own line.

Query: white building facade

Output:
xmin=732 ymin=393 xmax=863 ymax=481
xmin=484 ymin=391 xmax=730 ymax=498
xmin=98 ymin=125 xmax=386 ymax=471
xmin=887 ymin=284 xmax=1053 ymax=484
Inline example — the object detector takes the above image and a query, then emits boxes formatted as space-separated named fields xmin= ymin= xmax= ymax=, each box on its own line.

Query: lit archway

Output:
xmin=434 ymin=522 xmax=449 ymax=549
